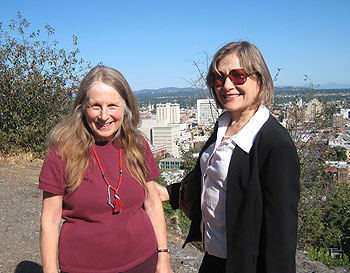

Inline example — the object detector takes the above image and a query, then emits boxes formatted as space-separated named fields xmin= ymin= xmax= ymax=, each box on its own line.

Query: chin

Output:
xmin=94 ymin=134 xmax=114 ymax=142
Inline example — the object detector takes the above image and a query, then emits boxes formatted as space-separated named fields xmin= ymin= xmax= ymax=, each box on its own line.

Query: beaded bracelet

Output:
xmin=157 ymin=248 xmax=170 ymax=253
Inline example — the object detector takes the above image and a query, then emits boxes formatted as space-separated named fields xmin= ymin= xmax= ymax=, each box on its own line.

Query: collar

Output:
xmin=216 ymin=106 xmax=270 ymax=153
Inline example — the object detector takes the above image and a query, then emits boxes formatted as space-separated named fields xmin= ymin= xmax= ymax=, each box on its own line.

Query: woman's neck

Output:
xmin=95 ymin=140 xmax=110 ymax=146
xmin=226 ymin=107 xmax=258 ymax=137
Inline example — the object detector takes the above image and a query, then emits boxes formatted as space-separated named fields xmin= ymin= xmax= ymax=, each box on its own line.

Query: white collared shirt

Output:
xmin=200 ymin=106 xmax=270 ymax=258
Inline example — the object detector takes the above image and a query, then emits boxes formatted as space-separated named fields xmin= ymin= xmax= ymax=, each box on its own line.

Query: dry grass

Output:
xmin=0 ymin=152 xmax=43 ymax=166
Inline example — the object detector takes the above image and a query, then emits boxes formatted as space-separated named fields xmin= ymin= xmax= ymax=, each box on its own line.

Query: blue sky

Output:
xmin=2 ymin=0 xmax=350 ymax=91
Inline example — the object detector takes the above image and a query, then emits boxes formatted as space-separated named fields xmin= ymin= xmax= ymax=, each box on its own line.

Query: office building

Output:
xmin=156 ymin=103 xmax=180 ymax=123
xmin=197 ymin=99 xmax=219 ymax=125
xmin=151 ymin=125 xmax=180 ymax=157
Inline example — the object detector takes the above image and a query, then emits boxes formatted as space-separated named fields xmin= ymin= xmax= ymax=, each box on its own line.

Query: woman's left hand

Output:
xmin=156 ymin=253 xmax=173 ymax=273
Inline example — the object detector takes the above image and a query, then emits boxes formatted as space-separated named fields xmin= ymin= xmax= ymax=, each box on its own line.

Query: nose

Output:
xmin=223 ymin=76 xmax=235 ymax=90
xmin=99 ymin=107 xmax=109 ymax=121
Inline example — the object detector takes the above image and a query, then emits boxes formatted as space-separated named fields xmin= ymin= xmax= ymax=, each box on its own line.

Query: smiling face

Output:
xmin=215 ymin=54 xmax=260 ymax=120
xmin=85 ymin=81 xmax=125 ymax=142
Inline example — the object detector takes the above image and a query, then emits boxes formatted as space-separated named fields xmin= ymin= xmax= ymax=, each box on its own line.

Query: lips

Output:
xmin=224 ymin=93 xmax=241 ymax=99
xmin=96 ymin=121 xmax=113 ymax=128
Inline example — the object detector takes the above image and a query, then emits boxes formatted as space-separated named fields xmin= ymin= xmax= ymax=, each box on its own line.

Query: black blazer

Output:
xmin=169 ymin=115 xmax=300 ymax=273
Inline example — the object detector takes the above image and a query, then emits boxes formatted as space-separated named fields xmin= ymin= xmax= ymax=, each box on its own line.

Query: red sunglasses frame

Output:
xmin=214 ymin=68 xmax=254 ymax=87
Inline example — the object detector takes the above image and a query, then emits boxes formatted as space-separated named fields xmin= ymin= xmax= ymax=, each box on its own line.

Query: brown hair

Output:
xmin=49 ymin=66 xmax=148 ymax=192
xmin=206 ymin=41 xmax=274 ymax=109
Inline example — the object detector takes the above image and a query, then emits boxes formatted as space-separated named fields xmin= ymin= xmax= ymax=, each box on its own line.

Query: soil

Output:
xmin=0 ymin=159 xmax=348 ymax=273
xmin=0 ymin=161 xmax=44 ymax=273
xmin=0 ymin=160 xmax=203 ymax=273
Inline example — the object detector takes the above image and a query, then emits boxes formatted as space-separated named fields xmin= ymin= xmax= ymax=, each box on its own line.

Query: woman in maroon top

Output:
xmin=39 ymin=66 xmax=173 ymax=273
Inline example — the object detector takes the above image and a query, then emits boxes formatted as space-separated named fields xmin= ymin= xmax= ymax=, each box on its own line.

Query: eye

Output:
xmin=214 ymin=72 xmax=225 ymax=87
xmin=91 ymin=105 xmax=101 ymax=110
xmin=108 ymin=104 xmax=120 ymax=110
xmin=216 ymin=71 xmax=224 ymax=78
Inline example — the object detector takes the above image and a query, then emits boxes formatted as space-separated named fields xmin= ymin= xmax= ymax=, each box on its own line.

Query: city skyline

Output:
xmin=2 ymin=0 xmax=350 ymax=90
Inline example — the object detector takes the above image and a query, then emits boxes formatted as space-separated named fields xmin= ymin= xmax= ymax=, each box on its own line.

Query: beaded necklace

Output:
xmin=91 ymin=143 xmax=123 ymax=214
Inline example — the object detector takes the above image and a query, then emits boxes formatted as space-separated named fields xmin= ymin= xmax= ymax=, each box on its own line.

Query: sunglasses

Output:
xmin=214 ymin=68 xmax=253 ymax=87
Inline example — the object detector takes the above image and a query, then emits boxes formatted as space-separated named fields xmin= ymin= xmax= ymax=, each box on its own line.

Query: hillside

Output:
xmin=0 ymin=161 xmax=348 ymax=273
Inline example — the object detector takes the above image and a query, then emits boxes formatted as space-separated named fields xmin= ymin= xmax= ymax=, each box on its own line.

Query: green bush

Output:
xmin=307 ymin=246 xmax=350 ymax=268
xmin=0 ymin=12 xmax=89 ymax=155
xmin=154 ymin=176 xmax=191 ymax=235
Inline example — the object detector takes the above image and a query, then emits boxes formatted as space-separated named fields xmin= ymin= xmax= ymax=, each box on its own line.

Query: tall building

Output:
xmin=139 ymin=119 xmax=168 ymax=140
xmin=151 ymin=125 xmax=180 ymax=158
xmin=156 ymin=103 xmax=180 ymax=123
xmin=305 ymin=98 xmax=323 ymax=121
xmin=197 ymin=99 xmax=219 ymax=125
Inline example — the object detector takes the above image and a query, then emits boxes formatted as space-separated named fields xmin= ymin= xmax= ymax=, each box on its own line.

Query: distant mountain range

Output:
xmin=316 ymin=83 xmax=350 ymax=89
xmin=134 ymin=87 xmax=194 ymax=94
xmin=134 ymin=83 xmax=350 ymax=94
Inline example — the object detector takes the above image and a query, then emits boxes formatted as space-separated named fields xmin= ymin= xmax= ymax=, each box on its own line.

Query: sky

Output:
xmin=2 ymin=0 xmax=350 ymax=91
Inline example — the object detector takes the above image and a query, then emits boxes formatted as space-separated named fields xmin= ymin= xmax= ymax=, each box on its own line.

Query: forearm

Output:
xmin=145 ymin=182 xmax=172 ymax=272
xmin=40 ymin=222 xmax=60 ymax=273
xmin=40 ymin=192 xmax=63 ymax=273
xmin=146 ymin=200 xmax=171 ymax=272
xmin=146 ymin=199 xmax=168 ymax=250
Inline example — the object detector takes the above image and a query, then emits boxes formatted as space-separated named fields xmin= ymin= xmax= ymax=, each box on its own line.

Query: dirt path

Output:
xmin=3 ymin=161 xmax=342 ymax=273
xmin=0 ymin=162 xmax=44 ymax=273
xmin=0 ymin=162 xmax=203 ymax=273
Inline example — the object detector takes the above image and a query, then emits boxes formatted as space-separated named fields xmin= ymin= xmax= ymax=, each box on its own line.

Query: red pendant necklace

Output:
xmin=91 ymin=143 xmax=123 ymax=214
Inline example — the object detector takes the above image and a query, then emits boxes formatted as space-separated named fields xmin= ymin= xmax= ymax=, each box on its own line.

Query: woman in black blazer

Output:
xmin=156 ymin=41 xmax=300 ymax=273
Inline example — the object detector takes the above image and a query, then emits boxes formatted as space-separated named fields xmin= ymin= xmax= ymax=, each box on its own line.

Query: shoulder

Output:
xmin=135 ymin=133 xmax=154 ymax=158
xmin=258 ymin=115 xmax=293 ymax=143
xmin=136 ymin=133 xmax=152 ymax=152
xmin=44 ymin=145 xmax=63 ymax=164
xmin=252 ymin=117 xmax=300 ymax=178
xmin=39 ymin=146 xmax=66 ymax=195
xmin=136 ymin=132 xmax=149 ymax=145
xmin=254 ymin=115 xmax=297 ymax=157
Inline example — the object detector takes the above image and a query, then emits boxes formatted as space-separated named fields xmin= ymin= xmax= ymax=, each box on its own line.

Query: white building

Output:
xmin=151 ymin=125 xmax=180 ymax=158
xmin=156 ymin=103 xmax=180 ymax=123
xmin=341 ymin=109 xmax=350 ymax=120
xmin=329 ymin=133 xmax=350 ymax=148
xmin=197 ymin=99 xmax=219 ymax=125
xmin=139 ymin=119 xmax=168 ymax=140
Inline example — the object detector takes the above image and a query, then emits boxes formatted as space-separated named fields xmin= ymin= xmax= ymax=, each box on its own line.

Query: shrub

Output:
xmin=307 ymin=246 xmax=350 ymax=268
xmin=0 ymin=12 xmax=89 ymax=155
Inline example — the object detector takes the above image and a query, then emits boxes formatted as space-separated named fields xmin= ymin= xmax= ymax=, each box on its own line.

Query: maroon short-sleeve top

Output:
xmin=39 ymin=138 xmax=160 ymax=273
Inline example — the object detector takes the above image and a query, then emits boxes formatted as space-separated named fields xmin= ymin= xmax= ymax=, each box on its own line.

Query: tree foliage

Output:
xmin=180 ymin=145 xmax=202 ymax=176
xmin=326 ymin=146 xmax=347 ymax=161
xmin=286 ymin=79 xmax=350 ymax=255
xmin=0 ymin=13 xmax=89 ymax=155
xmin=307 ymin=246 xmax=350 ymax=268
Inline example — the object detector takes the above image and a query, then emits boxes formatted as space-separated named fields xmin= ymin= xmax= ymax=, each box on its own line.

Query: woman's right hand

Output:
xmin=153 ymin=182 xmax=170 ymax=202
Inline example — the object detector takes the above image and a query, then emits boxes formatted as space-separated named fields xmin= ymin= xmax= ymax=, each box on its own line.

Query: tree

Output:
xmin=0 ymin=12 xmax=89 ymax=155
xmin=333 ymin=146 xmax=347 ymax=161
xmin=286 ymin=78 xmax=350 ymax=253
xmin=322 ymin=181 xmax=350 ymax=248
xmin=176 ymin=140 xmax=203 ymax=175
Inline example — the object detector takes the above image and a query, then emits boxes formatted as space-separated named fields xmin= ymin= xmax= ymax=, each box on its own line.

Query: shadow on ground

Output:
xmin=15 ymin=261 xmax=43 ymax=273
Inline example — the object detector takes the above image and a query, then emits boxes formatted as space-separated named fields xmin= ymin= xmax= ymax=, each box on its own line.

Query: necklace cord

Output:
xmin=91 ymin=144 xmax=123 ymax=194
